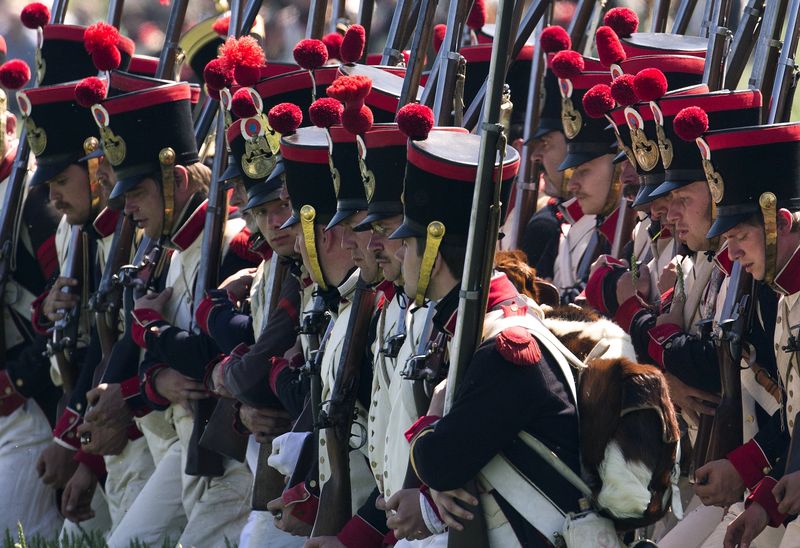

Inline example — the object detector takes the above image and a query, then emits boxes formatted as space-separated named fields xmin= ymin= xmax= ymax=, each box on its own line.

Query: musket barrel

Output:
xmin=767 ymin=0 xmax=800 ymax=123
xmin=651 ymin=0 xmax=672 ymax=33
xmin=724 ymin=0 xmax=764 ymax=89
xmin=671 ymin=0 xmax=700 ymax=34
xmin=156 ymin=0 xmax=190 ymax=80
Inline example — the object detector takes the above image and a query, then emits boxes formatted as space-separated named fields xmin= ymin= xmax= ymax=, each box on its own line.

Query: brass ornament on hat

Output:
xmin=625 ymin=108 xmax=658 ymax=172
xmin=703 ymin=158 xmax=725 ymax=204
xmin=356 ymin=135 xmax=375 ymax=202
xmin=558 ymin=79 xmax=581 ymax=139
xmin=91 ymin=105 xmax=126 ymax=166
xmin=84 ymin=137 xmax=102 ymax=211
xmin=24 ymin=117 xmax=47 ymax=157
xmin=650 ymin=103 xmax=673 ymax=169
xmin=239 ymin=117 xmax=275 ymax=180
xmin=299 ymin=204 xmax=328 ymax=291
xmin=415 ymin=221 xmax=445 ymax=306
xmin=606 ymin=114 xmax=635 ymax=167
xmin=760 ymin=191 xmax=778 ymax=286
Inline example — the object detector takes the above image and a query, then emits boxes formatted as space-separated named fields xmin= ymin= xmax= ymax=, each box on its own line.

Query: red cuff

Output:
xmin=282 ymin=482 xmax=319 ymax=526
xmin=727 ymin=440 xmax=772 ymax=490
xmin=337 ymin=515 xmax=385 ymax=548
xmin=53 ymin=407 xmax=83 ymax=450
xmin=36 ymin=234 xmax=58 ymax=279
xmin=405 ymin=415 xmax=440 ymax=443
xmin=30 ymin=290 xmax=51 ymax=335
xmin=194 ymin=291 xmax=235 ymax=336
xmin=74 ymin=450 xmax=107 ymax=479
xmin=614 ymin=295 xmax=646 ymax=333
xmin=746 ymin=477 xmax=787 ymax=528
xmin=131 ymin=308 xmax=166 ymax=349
xmin=660 ymin=287 xmax=674 ymax=313
xmin=584 ymin=264 xmax=614 ymax=315
xmin=143 ymin=365 xmax=171 ymax=407
xmin=647 ymin=323 xmax=682 ymax=369
xmin=268 ymin=357 xmax=291 ymax=396
xmin=0 ymin=370 xmax=26 ymax=417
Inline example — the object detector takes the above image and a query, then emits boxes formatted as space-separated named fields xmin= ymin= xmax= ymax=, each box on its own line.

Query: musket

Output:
xmin=766 ymin=0 xmax=800 ymax=124
xmin=0 ymin=0 xmax=71 ymax=367
xmin=400 ymin=304 xmax=439 ymax=417
xmin=749 ymin=0 xmax=790 ymax=123
xmin=310 ymin=281 xmax=376 ymax=537
xmin=462 ymin=0 xmax=551 ymax=131
xmin=445 ymin=0 xmax=516 ymax=546
xmin=397 ymin=0 xmax=439 ymax=109
xmin=650 ymin=0 xmax=672 ymax=33
xmin=580 ymin=1 xmax=610 ymax=56
xmin=330 ymin=0 xmax=347 ymax=34
xmin=429 ymin=0 xmax=472 ymax=125
xmin=107 ymin=0 xmax=125 ymax=27
xmin=505 ymin=17 xmax=548 ymax=250
xmin=47 ymin=227 xmax=87 ymax=395
xmin=671 ymin=0 xmax=700 ymax=34
xmin=357 ymin=0 xmax=375 ymax=64
xmin=251 ymin=254 xmax=292 ymax=510
xmin=156 ymin=0 xmax=189 ymax=80
xmin=610 ymin=197 xmax=636 ymax=260
xmin=724 ymin=0 xmax=764 ymax=89
xmin=702 ymin=0 xmax=733 ymax=91
xmin=568 ymin=0 xmax=597 ymax=52
xmin=186 ymin=0 xmax=244 ymax=478
xmin=307 ymin=0 xmax=330 ymax=40
xmin=380 ymin=0 xmax=418 ymax=65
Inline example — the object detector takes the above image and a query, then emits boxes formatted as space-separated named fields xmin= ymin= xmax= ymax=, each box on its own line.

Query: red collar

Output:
xmin=0 ymin=144 xmax=17 ymax=182
xmin=441 ymin=273 xmax=520 ymax=335
xmin=714 ymin=241 xmax=733 ymax=276
xmin=171 ymin=199 xmax=238 ymax=252
xmin=659 ymin=227 xmax=672 ymax=239
xmin=92 ymin=207 xmax=121 ymax=238
xmin=598 ymin=206 xmax=620 ymax=244
xmin=774 ymin=242 xmax=800 ymax=295
xmin=251 ymin=238 xmax=274 ymax=262
xmin=560 ymin=198 xmax=584 ymax=225
xmin=376 ymin=279 xmax=397 ymax=303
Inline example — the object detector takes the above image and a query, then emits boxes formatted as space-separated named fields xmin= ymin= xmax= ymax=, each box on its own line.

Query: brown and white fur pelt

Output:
xmin=543 ymin=305 xmax=680 ymax=531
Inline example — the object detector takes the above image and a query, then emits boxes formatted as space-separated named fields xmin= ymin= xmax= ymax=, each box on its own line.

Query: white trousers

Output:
xmin=0 ymin=401 xmax=62 ymax=539
xmin=103 ymin=435 xmax=155 ymax=533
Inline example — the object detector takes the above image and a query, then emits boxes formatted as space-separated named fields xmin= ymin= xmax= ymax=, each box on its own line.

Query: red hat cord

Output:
xmin=293 ymin=38 xmax=328 ymax=101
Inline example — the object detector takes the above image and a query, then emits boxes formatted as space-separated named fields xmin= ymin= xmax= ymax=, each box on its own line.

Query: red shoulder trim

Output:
xmin=228 ymin=227 xmax=262 ymax=265
xmin=92 ymin=207 xmax=121 ymax=238
xmin=35 ymin=235 xmax=58 ymax=280
xmin=496 ymin=327 xmax=542 ymax=366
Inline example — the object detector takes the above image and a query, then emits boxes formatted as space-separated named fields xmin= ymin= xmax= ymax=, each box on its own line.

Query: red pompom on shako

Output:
xmin=634 ymin=68 xmax=668 ymax=102
xmin=21 ymin=2 xmax=50 ymax=29
xmin=322 ymin=33 xmax=343 ymax=61
xmin=603 ymin=7 xmax=639 ymax=38
xmin=583 ymin=84 xmax=615 ymax=118
xmin=268 ymin=102 xmax=303 ymax=135
xmin=610 ymin=74 xmax=638 ymax=106
xmin=293 ymin=39 xmax=328 ymax=71
xmin=213 ymin=15 xmax=230 ymax=36
xmin=340 ymin=24 xmax=366 ymax=64
xmin=75 ymin=76 xmax=107 ymax=107
xmin=550 ymin=50 xmax=584 ymax=79
xmin=396 ymin=103 xmax=434 ymax=141
xmin=309 ymin=97 xmax=343 ymax=128
xmin=342 ymin=105 xmax=373 ymax=135
xmin=433 ymin=24 xmax=447 ymax=54
xmin=84 ymin=22 xmax=120 ymax=55
xmin=218 ymin=36 xmax=266 ymax=86
xmin=540 ymin=25 xmax=571 ymax=53
xmin=92 ymin=47 xmax=121 ymax=71
xmin=326 ymin=75 xmax=372 ymax=107
xmin=673 ymin=106 xmax=709 ymax=142
xmin=231 ymin=88 xmax=259 ymax=118
xmin=595 ymin=26 xmax=625 ymax=68
xmin=467 ymin=0 xmax=487 ymax=30
xmin=0 ymin=60 xmax=31 ymax=90
xmin=496 ymin=326 xmax=542 ymax=366
xmin=204 ymin=58 xmax=234 ymax=91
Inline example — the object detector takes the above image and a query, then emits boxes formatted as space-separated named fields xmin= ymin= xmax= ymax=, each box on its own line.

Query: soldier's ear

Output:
xmin=173 ymin=164 xmax=189 ymax=191
xmin=777 ymin=208 xmax=794 ymax=234
xmin=4 ymin=112 xmax=15 ymax=136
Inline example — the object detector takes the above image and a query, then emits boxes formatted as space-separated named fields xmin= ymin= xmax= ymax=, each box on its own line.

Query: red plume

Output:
xmin=467 ymin=0 xmax=487 ymax=30
xmin=268 ymin=102 xmax=303 ymax=134
xmin=0 ymin=60 xmax=31 ymax=90
xmin=340 ymin=25 xmax=366 ymax=64
xmin=213 ymin=15 xmax=230 ymax=37
xmin=433 ymin=24 xmax=447 ymax=54
xmin=582 ymin=84 xmax=615 ymax=118
xmin=550 ymin=50 xmax=584 ymax=79
xmin=309 ymin=97 xmax=344 ymax=128
xmin=204 ymin=58 xmax=234 ymax=91
xmin=634 ymin=68 xmax=668 ymax=102
xmin=396 ymin=103 xmax=434 ymax=141
xmin=231 ymin=88 xmax=259 ymax=118
xmin=322 ymin=33 xmax=343 ymax=61
xmin=326 ymin=75 xmax=372 ymax=107
xmin=293 ymin=39 xmax=328 ymax=71
xmin=603 ymin=7 xmax=639 ymax=38
xmin=84 ymin=22 xmax=120 ymax=55
xmin=673 ymin=106 xmax=709 ymax=142
xmin=610 ymin=74 xmax=638 ymax=106
xmin=342 ymin=105 xmax=373 ymax=135
xmin=92 ymin=47 xmax=122 ymax=71
xmin=75 ymin=77 xmax=107 ymax=107
xmin=540 ymin=26 xmax=571 ymax=53
xmin=218 ymin=36 xmax=265 ymax=86
xmin=21 ymin=3 xmax=50 ymax=29
xmin=595 ymin=26 xmax=625 ymax=67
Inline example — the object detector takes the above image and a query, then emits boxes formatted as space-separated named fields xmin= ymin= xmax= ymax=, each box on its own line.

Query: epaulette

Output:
xmin=496 ymin=326 xmax=542 ymax=366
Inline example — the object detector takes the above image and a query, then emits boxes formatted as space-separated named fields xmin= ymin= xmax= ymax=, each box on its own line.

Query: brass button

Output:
xmin=371 ymin=461 xmax=377 ymax=468
xmin=665 ymin=342 xmax=672 ymax=349
xmin=15 ymin=379 xmax=22 ymax=387
xmin=320 ymin=473 xmax=325 ymax=481
xmin=763 ymin=466 xmax=771 ymax=475
xmin=309 ymin=480 xmax=317 ymax=488
xmin=369 ymin=445 xmax=374 ymax=452
xmin=790 ymin=405 xmax=794 ymax=413
xmin=777 ymin=316 xmax=782 ymax=324
xmin=746 ymin=415 xmax=754 ymax=423
xmin=319 ymin=456 xmax=325 ymax=464
xmin=320 ymin=438 xmax=325 ymax=446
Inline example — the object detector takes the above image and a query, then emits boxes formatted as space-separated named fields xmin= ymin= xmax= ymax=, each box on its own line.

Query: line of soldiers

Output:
xmin=0 ymin=1 xmax=799 ymax=547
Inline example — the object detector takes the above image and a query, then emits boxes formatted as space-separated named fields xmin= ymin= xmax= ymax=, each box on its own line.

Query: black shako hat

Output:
xmin=390 ymin=131 xmax=520 ymax=246
xmin=103 ymin=83 xmax=199 ymax=200
xmin=279 ymin=126 xmax=338 ymax=229
xmin=649 ymin=90 xmax=762 ymax=201
xmin=703 ymin=122 xmax=800 ymax=239
xmin=325 ymin=125 xmax=368 ymax=230
xmin=226 ymin=116 xmax=283 ymax=210
xmin=17 ymin=82 xmax=100 ymax=187
xmin=38 ymin=25 xmax=134 ymax=86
